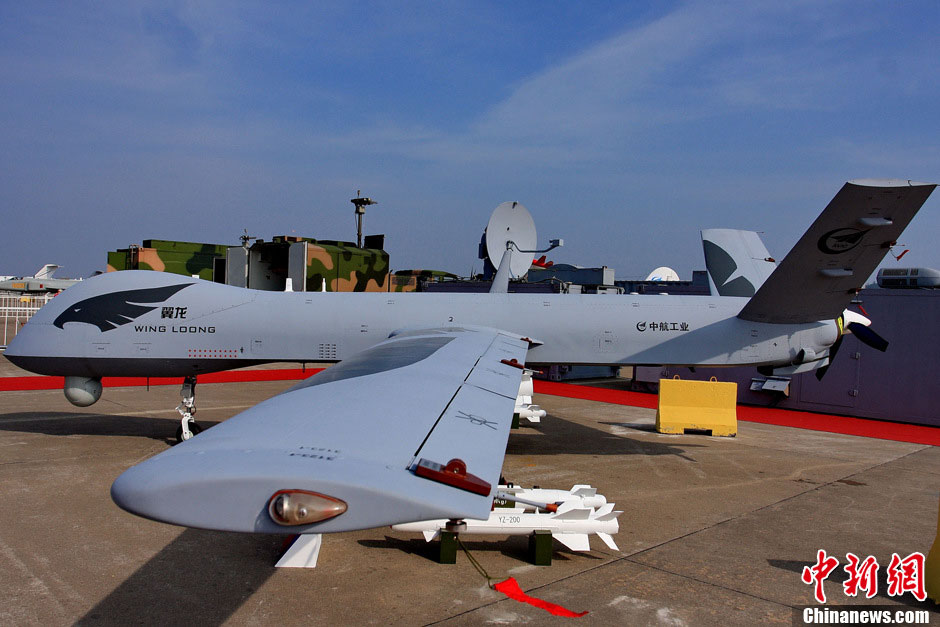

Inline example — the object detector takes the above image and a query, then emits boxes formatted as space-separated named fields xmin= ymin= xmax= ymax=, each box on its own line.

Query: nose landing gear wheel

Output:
xmin=174 ymin=375 xmax=201 ymax=444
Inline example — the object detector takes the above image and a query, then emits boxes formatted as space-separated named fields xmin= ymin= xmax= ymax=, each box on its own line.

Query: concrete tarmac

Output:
xmin=1 ymin=355 xmax=938 ymax=625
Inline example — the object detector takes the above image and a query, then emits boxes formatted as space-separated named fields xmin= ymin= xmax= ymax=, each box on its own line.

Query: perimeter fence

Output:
xmin=0 ymin=292 xmax=55 ymax=348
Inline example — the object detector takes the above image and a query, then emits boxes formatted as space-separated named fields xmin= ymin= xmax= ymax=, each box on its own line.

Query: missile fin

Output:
xmin=570 ymin=485 xmax=596 ymax=498
xmin=554 ymin=533 xmax=591 ymax=551
xmin=594 ymin=503 xmax=615 ymax=518
xmin=553 ymin=507 xmax=592 ymax=521
xmin=422 ymin=530 xmax=439 ymax=543
xmin=597 ymin=510 xmax=623 ymax=523
xmin=596 ymin=532 xmax=620 ymax=551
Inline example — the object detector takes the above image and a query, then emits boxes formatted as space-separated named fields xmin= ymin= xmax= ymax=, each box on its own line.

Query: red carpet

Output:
xmin=2 ymin=370 xmax=936 ymax=446
xmin=533 ymin=380 xmax=940 ymax=447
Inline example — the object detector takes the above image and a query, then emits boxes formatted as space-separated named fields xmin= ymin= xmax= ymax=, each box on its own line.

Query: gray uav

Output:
xmin=6 ymin=179 xmax=934 ymax=534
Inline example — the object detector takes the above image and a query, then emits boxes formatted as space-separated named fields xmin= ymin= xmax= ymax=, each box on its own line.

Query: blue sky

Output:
xmin=1 ymin=1 xmax=938 ymax=280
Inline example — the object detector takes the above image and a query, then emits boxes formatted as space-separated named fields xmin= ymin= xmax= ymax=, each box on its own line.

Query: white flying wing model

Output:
xmin=111 ymin=327 xmax=530 ymax=532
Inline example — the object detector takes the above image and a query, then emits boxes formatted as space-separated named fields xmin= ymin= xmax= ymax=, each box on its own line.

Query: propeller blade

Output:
xmin=847 ymin=322 xmax=889 ymax=352
xmin=816 ymin=335 xmax=844 ymax=381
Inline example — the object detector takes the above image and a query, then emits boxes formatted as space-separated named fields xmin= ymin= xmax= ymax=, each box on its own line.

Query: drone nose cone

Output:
xmin=3 ymin=323 xmax=51 ymax=374
xmin=110 ymin=448 xmax=269 ymax=532
xmin=110 ymin=446 xmax=350 ymax=533
xmin=110 ymin=460 xmax=172 ymax=524
xmin=4 ymin=330 xmax=23 ymax=357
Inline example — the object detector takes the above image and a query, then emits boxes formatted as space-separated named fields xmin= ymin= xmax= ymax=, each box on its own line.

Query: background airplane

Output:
xmin=0 ymin=264 xmax=82 ymax=293
xmin=4 ymin=179 xmax=934 ymax=535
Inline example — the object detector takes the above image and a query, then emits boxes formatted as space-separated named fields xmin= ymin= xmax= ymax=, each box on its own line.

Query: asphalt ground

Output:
xmin=1 ymin=354 xmax=939 ymax=625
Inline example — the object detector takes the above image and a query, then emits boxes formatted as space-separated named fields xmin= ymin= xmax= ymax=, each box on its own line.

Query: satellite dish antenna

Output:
xmin=645 ymin=266 xmax=680 ymax=281
xmin=485 ymin=201 xmax=537 ymax=278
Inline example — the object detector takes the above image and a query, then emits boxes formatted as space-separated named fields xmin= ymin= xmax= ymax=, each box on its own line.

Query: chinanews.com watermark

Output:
xmin=795 ymin=606 xmax=931 ymax=625
xmin=793 ymin=549 xmax=936 ymax=626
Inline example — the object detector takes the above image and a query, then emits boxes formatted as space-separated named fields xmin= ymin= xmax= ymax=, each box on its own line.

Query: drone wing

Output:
xmin=111 ymin=326 xmax=529 ymax=533
xmin=738 ymin=179 xmax=935 ymax=324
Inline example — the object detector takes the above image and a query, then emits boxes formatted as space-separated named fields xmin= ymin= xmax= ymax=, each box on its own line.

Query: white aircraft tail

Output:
xmin=34 ymin=264 xmax=60 ymax=279
xmin=701 ymin=230 xmax=776 ymax=297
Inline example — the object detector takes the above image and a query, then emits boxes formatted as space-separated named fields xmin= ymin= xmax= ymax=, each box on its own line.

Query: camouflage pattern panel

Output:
xmin=142 ymin=240 xmax=229 ymax=255
xmin=304 ymin=240 xmax=389 ymax=292
xmin=392 ymin=270 xmax=459 ymax=292
xmin=142 ymin=240 xmax=228 ymax=280
xmin=107 ymin=241 xmax=225 ymax=280
xmin=106 ymin=250 xmax=130 ymax=273
xmin=332 ymin=242 xmax=389 ymax=292
xmin=155 ymin=251 xmax=218 ymax=280
xmin=391 ymin=274 xmax=418 ymax=292
xmin=134 ymin=248 xmax=165 ymax=272
xmin=304 ymin=242 xmax=338 ymax=292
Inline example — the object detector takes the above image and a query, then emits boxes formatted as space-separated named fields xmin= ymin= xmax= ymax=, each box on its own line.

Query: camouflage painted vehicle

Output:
xmin=390 ymin=269 xmax=459 ymax=292
xmin=107 ymin=240 xmax=228 ymax=281
xmin=108 ymin=236 xmax=392 ymax=292
xmin=298 ymin=239 xmax=389 ymax=292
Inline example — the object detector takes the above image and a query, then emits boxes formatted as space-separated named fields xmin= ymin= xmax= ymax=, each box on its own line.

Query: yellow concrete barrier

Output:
xmin=926 ymin=494 xmax=940 ymax=603
xmin=655 ymin=376 xmax=737 ymax=436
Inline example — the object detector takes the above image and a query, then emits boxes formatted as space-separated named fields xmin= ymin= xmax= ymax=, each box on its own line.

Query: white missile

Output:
xmin=391 ymin=502 xmax=622 ymax=552
xmin=514 ymin=369 xmax=545 ymax=423
xmin=515 ymin=402 xmax=546 ymax=423
xmin=496 ymin=484 xmax=608 ymax=511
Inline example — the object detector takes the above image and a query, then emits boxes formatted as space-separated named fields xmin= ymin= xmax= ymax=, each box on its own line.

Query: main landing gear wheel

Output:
xmin=175 ymin=421 xmax=203 ymax=442
xmin=175 ymin=375 xmax=201 ymax=444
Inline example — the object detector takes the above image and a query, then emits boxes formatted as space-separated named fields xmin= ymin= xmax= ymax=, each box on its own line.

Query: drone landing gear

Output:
xmin=175 ymin=375 xmax=202 ymax=443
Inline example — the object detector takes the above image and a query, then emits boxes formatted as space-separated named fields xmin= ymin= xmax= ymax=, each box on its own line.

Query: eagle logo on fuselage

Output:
xmin=53 ymin=283 xmax=194 ymax=332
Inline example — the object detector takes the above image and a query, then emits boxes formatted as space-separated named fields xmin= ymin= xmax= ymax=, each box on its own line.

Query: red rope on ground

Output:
xmin=493 ymin=577 xmax=588 ymax=617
